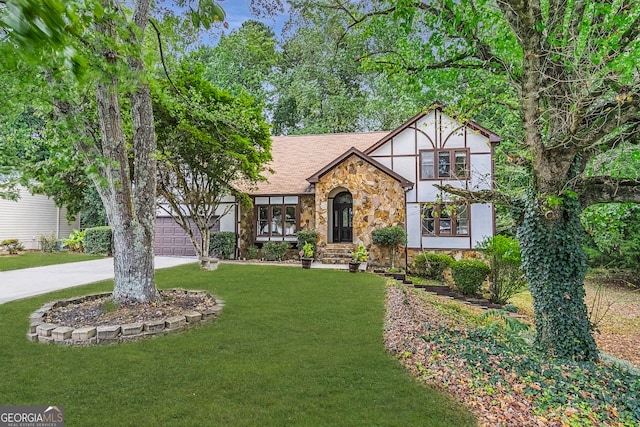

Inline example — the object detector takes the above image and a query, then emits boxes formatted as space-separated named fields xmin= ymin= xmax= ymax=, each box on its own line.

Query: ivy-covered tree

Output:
xmin=292 ymin=0 xmax=640 ymax=361
xmin=153 ymin=64 xmax=271 ymax=269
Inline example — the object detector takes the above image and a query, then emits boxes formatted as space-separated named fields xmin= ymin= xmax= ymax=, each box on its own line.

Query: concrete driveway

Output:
xmin=0 ymin=256 xmax=197 ymax=305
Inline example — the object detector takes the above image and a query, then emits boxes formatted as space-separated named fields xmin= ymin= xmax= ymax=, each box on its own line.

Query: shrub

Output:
xmin=39 ymin=232 xmax=59 ymax=252
xmin=210 ymin=232 xmax=236 ymax=259
xmin=1 ymin=239 xmax=24 ymax=254
xmin=413 ymin=252 xmax=454 ymax=280
xmin=451 ymin=259 xmax=491 ymax=296
xmin=247 ymin=246 xmax=258 ymax=260
xmin=372 ymin=226 xmax=407 ymax=268
xmin=477 ymin=235 xmax=528 ymax=304
xmin=83 ymin=226 xmax=112 ymax=255
xmin=262 ymin=241 xmax=290 ymax=261
xmin=296 ymin=230 xmax=318 ymax=255
xmin=61 ymin=229 xmax=85 ymax=252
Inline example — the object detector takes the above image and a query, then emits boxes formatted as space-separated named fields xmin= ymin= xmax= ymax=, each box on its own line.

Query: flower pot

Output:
xmin=301 ymin=258 xmax=313 ymax=269
xmin=348 ymin=261 xmax=360 ymax=273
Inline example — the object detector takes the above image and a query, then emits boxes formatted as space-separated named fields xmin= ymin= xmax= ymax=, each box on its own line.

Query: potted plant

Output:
xmin=300 ymin=242 xmax=314 ymax=269
xmin=349 ymin=244 xmax=368 ymax=273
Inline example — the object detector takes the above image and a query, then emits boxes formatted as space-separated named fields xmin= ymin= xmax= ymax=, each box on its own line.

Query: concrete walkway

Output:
xmin=0 ymin=256 xmax=197 ymax=305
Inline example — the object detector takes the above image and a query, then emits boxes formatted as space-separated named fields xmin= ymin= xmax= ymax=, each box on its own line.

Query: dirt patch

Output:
xmin=47 ymin=289 xmax=218 ymax=329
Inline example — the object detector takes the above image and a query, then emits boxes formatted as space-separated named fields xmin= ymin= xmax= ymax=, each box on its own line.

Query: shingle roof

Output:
xmin=248 ymin=132 xmax=388 ymax=195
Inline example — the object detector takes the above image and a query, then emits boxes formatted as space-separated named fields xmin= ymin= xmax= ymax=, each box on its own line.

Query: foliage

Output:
xmin=451 ymin=259 xmax=490 ymax=297
xmin=209 ymin=232 xmax=236 ymax=260
xmin=582 ymin=203 xmax=640 ymax=269
xmin=196 ymin=20 xmax=277 ymax=105
xmin=79 ymin=186 xmax=107 ymax=229
xmin=247 ymin=245 xmax=258 ymax=260
xmin=295 ymin=230 xmax=317 ymax=255
xmin=518 ymin=196 xmax=597 ymax=361
xmin=262 ymin=241 xmax=290 ymax=261
xmin=1 ymin=239 xmax=24 ymax=254
xmin=38 ymin=232 xmax=59 ymax=253
xmin=372 ymin=226 xmax=407 ymax=268
xmin=153 ymin=62 xmax=271 ymax=264
xmin=61 ymin=229 xmax=85 ymax=253
xmin=351 ymin=244 xmax=368 ymax=263
xmin=83 ymin=226 xmax=112 ymax=255
xmin=477 ymin=235 xmax=528 ymax=304
xmin=412 ymin=252 xmax=454 ymax=280
xmin=299 ymin=242 xmax=314 ymax=259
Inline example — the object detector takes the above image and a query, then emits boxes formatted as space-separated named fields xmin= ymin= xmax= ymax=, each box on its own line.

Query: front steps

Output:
xmin=321 ymin=244 xmax=354 ymax=264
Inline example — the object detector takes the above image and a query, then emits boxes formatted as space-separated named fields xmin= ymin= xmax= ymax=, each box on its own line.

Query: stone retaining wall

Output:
xmin=27 ymin=290 xmax=224 ymax=346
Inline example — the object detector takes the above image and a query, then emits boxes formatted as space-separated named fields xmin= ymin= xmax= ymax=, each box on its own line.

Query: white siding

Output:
xmin=471 ymin=203 xmax=494 ymax=247
xmin=469 ymin=154 xmax=493 ymax=190
xmin=422 ymin=236 xmax=470 ymax=249
xmin=406 ymin=203 xmax=422 ymax=248
xmin=392 ymin=129 xmax=415 ymax=155
xmin=0 ymin=186 xmax=80 ymax=250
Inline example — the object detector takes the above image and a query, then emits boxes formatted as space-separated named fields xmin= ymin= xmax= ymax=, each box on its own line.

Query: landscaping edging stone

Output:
xmin=27 ymin=290 xmax=224 ymax=346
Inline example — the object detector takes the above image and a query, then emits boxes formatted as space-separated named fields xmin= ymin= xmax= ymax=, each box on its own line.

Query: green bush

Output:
xmin=477 ymin=235 xmax=527 ymax=304
xmin=262 ymin=241 xmax=290 ymax=261
xmin=247 ymin=246 xmax=258 ymax=260
xmin=61 ymin=229 xmax=85 ymax=252
xmin=210 ymin=232 xmax=236 ymax=259
xmin=451 ymin=259 xmax=491 ymax=296
xmin=296 ymin=230 xmax=318 ymax=256
xmin=413 ymin=252 xmax=454 ymax=280
xmin=1 ymin=239 xmax=24 ymax=254
xmin=372 ymin=226 xmax=407 ymax=268
xmin=39 ymin=232 xmax=59 ymax=252
xmin=83 ymin=226 xmax=112 ymax=255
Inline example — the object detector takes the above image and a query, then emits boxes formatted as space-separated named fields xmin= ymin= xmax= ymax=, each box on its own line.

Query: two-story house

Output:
xmin=154 ymin=103 xmax=501 ymax=265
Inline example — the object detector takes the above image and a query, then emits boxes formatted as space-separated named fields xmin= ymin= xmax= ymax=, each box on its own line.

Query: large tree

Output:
xmin=153 ymin=64 xmax=271 ymax=268
xmin=0 ymin=0 xmax=225 ymax=304
xmin=292 ymin=0 xmax=640 ymax=361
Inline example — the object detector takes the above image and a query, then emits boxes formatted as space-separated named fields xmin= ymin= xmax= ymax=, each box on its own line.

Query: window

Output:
xmin=257 ymin=203 xmax=298 ymax=237
xmin=420 ymin=149 xmax=469 ymax=179
xmin=421 ymin=203 xmax=469 ymax=236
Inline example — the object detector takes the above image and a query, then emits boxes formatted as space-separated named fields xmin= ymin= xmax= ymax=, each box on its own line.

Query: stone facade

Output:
xmin=299 ymin=195 xmax=315 ymax=231
xmin=238 ymin=205 xmax=254 ymax=258
xmin=314 ymin=154 xmax=406 ymax=265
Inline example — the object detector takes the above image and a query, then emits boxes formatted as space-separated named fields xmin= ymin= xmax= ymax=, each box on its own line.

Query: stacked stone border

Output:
xmin=27 ymin=289 xmax=224 ymax=346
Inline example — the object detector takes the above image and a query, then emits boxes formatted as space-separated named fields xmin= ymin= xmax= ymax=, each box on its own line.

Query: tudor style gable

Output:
xmin=365 ymin=104 xmax=501 ymax=251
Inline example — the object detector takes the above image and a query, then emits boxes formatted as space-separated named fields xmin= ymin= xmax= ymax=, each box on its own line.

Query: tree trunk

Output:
xmin=517 ymin=196 xmax=598 ymax=361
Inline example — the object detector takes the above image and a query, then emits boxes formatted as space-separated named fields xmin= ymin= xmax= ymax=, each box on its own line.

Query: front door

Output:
xmin=332 ymin=192 xmax=353 ymax=243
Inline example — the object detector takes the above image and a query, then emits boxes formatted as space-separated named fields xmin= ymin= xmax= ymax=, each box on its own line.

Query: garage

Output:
xmin=154 ymin=216 xmax=219 ymax=257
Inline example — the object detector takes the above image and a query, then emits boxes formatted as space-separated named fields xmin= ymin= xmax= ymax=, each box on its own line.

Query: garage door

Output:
xmin=155 ymin=217 xmax=219 ymax=257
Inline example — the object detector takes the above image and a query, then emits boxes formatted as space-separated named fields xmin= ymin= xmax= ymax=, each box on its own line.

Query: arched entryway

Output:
xmin=332 ymin=191 xmax=353 ymax=243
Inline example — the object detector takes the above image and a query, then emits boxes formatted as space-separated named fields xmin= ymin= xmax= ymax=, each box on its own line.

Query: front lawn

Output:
xmin=0 ymin=251 xmax=104 ymax=271
xmin=0 ymin=264 xmax=475 ymax=426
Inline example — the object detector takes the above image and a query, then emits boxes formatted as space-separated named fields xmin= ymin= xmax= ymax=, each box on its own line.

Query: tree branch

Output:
xmin=577 ymin=177 xmax=640 ymax=206
xmin=434 ymin=184 xmax=513 ymax=207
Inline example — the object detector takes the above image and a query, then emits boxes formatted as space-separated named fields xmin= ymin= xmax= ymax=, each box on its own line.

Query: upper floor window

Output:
xmin=420 ymin=149 xmax=469 ymax=180
xmin=422 ymin=203 xmax=469 ymax=236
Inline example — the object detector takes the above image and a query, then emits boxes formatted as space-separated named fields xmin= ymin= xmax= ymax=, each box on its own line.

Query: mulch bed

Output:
xmin=47 ymin=290 xmax=218 ymax=328
xmin=384 ymin=283 xmax=640 ymax=427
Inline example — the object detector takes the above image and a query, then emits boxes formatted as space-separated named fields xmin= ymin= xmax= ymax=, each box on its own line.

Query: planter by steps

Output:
xmin=348 ymin=261 xmax=360 ymax=273
xmin=301 ymin=258 xmax=313 ymax=269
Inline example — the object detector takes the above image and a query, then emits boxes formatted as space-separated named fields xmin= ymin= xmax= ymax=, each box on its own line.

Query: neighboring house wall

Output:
xmin=367 ymin=108 xmax=497 ymax=251
xmin=0 ymin=185 xmax=79 ymax=250
xmin=314 ymin=153 xmax=406 ymax=264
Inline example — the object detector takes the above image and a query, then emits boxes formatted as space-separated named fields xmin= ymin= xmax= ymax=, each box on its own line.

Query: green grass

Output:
xmin=0 ymin=264 xmax=475 ymax=426
xmin=0 ymin=251 xmax=105 ymax=271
